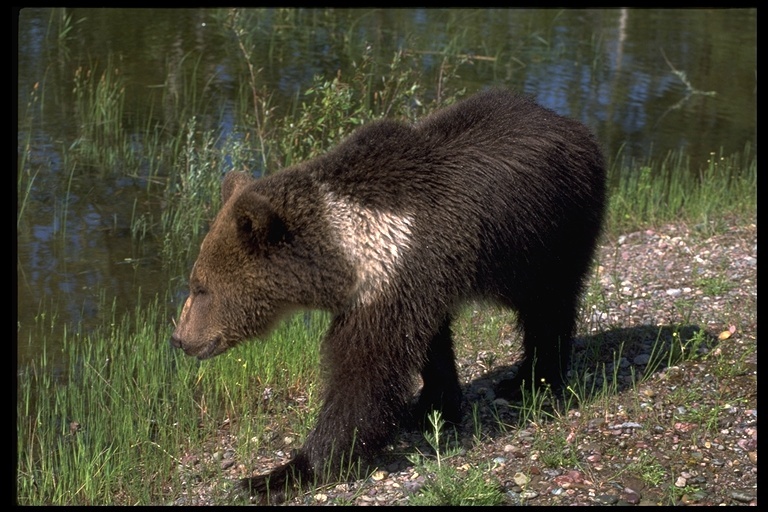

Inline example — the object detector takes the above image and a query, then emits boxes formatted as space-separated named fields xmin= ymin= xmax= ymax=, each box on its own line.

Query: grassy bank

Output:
xmin=16 ymin=9 xmax=755 ymax=506
xmin=17 ymin=292 xmax=327 ymax=504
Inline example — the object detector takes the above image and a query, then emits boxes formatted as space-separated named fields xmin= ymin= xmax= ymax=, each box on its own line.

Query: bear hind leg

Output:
xmin=412 ymin=317 xmax=463 ymax=427
xmin=495 ymin=298 xmax=577 ymax=401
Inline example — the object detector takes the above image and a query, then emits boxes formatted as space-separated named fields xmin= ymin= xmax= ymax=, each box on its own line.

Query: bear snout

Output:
xmin=168 ymin=334 xmax=194 ymax=355
xmin=169 ymin=333 xmax=226 ymax=360
xmin=169 ymin=335 xmax=182 ymax=349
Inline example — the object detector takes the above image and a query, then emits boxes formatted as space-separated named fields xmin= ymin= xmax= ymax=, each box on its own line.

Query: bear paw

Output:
xmin=237 ymin=454 xmax=314 ymax=504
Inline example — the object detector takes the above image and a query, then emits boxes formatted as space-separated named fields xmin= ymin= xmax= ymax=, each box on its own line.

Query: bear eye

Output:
xmin=191 ymin=283 xmax=208 ymax=296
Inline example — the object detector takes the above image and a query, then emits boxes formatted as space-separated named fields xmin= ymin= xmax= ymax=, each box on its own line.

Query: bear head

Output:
xmin=170 ymin=171 xmax=354 ymax=359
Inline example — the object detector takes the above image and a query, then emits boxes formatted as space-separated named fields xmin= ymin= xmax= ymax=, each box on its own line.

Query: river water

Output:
xmin=16 ymin=8 xmax=756 ymax=372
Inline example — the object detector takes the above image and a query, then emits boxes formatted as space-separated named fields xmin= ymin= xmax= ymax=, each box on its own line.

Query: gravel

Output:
xmin=171 ymin=218 xmax=757 ymax=506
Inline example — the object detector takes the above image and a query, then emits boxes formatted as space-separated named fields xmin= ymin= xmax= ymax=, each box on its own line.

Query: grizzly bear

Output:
xmin=170 ymin=88 xmax=606 ymax=502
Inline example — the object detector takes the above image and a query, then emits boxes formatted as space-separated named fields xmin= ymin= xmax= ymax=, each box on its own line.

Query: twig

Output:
xmin=660 ymin=48 xmax=716 ymax=97
xmin=404 ymin=49 xmax=496 ymax=62
xmin=654 ymin=48 xmax=717 ymax=128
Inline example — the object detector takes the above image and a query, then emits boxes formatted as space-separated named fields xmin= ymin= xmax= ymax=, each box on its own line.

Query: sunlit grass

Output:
xmin=607 ymin=143 xmax=756 ymax=234
xmin=408 ymin=411 xmax=506 ymax=506
xmin=16 ymin=288 xmax=325 ymax=505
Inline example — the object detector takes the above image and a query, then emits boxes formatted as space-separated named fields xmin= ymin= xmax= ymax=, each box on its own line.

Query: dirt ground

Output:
xmin=171 ymin=218 xmax=757 ymax=506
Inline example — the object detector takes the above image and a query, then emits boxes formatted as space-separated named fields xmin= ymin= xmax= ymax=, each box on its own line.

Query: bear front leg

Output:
xmin=239 ymin=382 xmax=404 ymax=503
xmin=240 ymin=314 xmax=416 ymax=503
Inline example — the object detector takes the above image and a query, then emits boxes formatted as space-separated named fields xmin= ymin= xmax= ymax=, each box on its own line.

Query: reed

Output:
xmin=607 ymin=142 xmax=756 ymax=234
xmin=17 ymin=81 xmax=43 ymax=230
xmin=16 ymin=285 xmax=326 ymax=505
xmin=70 ymin=60 xmax=129 ymax=171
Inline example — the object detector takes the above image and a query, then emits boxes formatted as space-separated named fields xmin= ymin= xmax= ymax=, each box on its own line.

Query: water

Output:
xmin=16 ymin=8 xmax=756 ymax=372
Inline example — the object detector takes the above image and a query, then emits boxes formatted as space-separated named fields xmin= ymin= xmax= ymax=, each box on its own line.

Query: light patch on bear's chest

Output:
xmin=324 ymin=190 xmax=414 ymax=304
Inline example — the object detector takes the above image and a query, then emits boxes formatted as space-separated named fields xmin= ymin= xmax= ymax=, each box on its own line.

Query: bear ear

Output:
xmin=221 ymin=172 xmax=254 ymax=204
xmin=232 ymin=189 xmax=290 ymax=253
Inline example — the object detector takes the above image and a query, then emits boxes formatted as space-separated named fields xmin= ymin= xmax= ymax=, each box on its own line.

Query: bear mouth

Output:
xmin=172 ymin=336 xmax=227 ymax=360
xmin=195 ymin=337 xmax=228 ymax=360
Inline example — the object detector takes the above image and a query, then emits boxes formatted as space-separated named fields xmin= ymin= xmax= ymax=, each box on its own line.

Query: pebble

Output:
xmin=621 ymin=491 xmax=641 ymax=504
xmin=681 ymin=490 xmax=707 ymax=504
xmin=595 ymin=494 xmax=619 ymax=505
xmin=632 ymin=354 xmax=651 ymax=365
xmin=730 ymin=490 xmax=755 ymax=503
xmin=370 ymin=470 xmax=388 ymax=481
xmin=513 ymin=472 xmax=530 ymax=486
xmin=588 ymin=418 xmax=606 ymax=428
xmin=609 ymin=421 xmax=642 ymax=430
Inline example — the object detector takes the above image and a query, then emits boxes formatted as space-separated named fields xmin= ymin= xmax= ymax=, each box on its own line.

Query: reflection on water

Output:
xmin=16 ymin=8 xmax=756 ymax=371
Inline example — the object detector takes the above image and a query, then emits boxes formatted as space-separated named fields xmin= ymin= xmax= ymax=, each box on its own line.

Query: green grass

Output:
xmin=69 ymin=59 xmax=130 ymax=171
xmin=607 ymin=143 xmax=756 ymax=234
xmin=408 ymin=411 xmax=506 ymax=506
xmin=16 ymin=289 xmax=326 ymax=505
xmin=18 ymin=293 xmax=192 ymax=504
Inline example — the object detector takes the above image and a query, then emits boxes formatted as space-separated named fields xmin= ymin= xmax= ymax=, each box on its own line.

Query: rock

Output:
xmin=730 ymin=490 xmax=755 ymax=503
xmin=621 ymin=490 xmax=641 ymax=504
xmin=633 ymin=353 xmax=651 ymax=365
xmin=513 ymin=472 xmax=530 ymax=486
xmin=594 ymin=494 xmax=619 ymax=505
xmin=370 ymin=470 xmax=388 ymax=481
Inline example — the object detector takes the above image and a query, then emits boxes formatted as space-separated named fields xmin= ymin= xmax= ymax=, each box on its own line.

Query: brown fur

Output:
xmin=171 ymin=89 xmax=607 ymax=503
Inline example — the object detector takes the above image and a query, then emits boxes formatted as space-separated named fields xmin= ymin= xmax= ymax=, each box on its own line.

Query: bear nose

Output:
xmin=169 ymin=335 xmax=182 ymax=349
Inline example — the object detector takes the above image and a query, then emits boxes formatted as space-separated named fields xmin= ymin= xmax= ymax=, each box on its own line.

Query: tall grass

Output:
xmin=17 ymin=292 xmax=190 ymax=504
xmin=70 ymin=60 xmax=129 ymax=171
xmin=17 ymin=80 xmax=43 ymax=229
xmin=608 ymin=142 xmax=756 ymax=234
xmin=16 ymin=286 xmax=326 ymax=505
